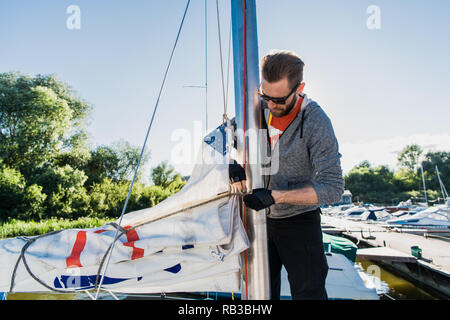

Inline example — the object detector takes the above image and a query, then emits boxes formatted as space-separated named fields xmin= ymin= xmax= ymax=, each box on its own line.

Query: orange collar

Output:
xmin=268 ymin=95 xmax=304 ymax=128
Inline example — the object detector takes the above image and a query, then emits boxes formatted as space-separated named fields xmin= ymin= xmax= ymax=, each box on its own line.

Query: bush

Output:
xmin=0 ymin=165 xmax=46 ymax=221
xmin=88 ymin=179 xmax=175 ymax=219
xmin=140 ymin=185 xmax=173 ymax=208
xmin=22 ymin=184 xmax=47 ymax=220
xmin=0 ymin=165 xmax=25 ymax=220
xmin=33 ymin=165 xmax=89 ymax=219
xmin=89 ymin=178 xmax=129 ymax=218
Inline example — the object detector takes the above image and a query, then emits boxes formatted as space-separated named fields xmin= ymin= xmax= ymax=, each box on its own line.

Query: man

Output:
xmin=231 ymin=50 xmax=344 ymax=300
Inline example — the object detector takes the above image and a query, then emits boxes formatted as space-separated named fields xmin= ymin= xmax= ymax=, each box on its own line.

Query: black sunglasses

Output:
xmin=257 ymin=83 xmax=300 ymax=105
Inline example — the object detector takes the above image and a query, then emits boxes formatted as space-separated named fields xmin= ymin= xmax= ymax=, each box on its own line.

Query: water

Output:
xmin=4 ymin=291 xmax=199 ymax=300
xmin=356 ymin=258 xmax=441 ymax=300
xmin=5 ymin=292 xmax=107 ymax=300
xmin=6 ymin=293 xmax=78 ymax=300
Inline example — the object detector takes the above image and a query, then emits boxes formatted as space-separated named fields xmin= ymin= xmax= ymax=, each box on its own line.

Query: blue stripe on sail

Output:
xmin=53 ymin=275 xmax=132 ymax=290
xmin=182 ymin=244 xmax=194 ymax=250
xmin=164 ymin=263 xmax=181 ymax=274
xmin=52 ymin=265 xmax=180 ymax=290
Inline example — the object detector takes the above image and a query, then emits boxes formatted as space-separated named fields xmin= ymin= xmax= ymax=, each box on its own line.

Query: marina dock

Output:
xmin=356 ymin=247 xmax=417 ymax=263
xmin=321 ymin=215 xmax=450 ymax=297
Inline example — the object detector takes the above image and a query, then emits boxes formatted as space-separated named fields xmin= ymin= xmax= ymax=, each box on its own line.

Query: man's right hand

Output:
xmin=243 ymin=188 xmax=275 ymax=211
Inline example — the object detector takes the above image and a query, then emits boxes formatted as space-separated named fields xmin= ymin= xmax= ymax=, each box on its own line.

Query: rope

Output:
xmin=9 ymin=231 xmax=67 ymax=293
xmin=225 ymin=17 xmax=232 ymax=111
xmin=8 ymin=224 xmax=129 ymax=294
xmin=125 ymin=191 xmax=244 ymax=231
xmin=205 ymin=0 xmax=208 ymax=134
xmin=215 ymin=0 xmax=228 ymax=122
xmin=94 ymin=0 xmax=192 ymax=299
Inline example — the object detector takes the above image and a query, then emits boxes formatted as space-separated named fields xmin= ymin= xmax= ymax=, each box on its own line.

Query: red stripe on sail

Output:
xmin=66 ymin=231 xmax=87 ymax=268
xmin=123 ymin=226 xmax=144 ymax=260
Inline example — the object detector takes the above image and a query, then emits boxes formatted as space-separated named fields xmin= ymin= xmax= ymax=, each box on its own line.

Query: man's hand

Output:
xmin=243 ymin=188 xmax=275 ymax=211
xmin=229 ymin=161 xmax=246 ymax=193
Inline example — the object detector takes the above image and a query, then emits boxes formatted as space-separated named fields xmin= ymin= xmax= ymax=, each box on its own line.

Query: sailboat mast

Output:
xmin=436 ymin=165 xmax=449 ymax=200
xmin=420 ymin=165 xmax=428 ymax=205
xmin=231 ymin=0 xmax=270 ymax=300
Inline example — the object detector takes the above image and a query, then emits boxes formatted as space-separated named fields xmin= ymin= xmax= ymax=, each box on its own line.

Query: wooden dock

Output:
xmin=321 ymin=215 xmax=450 ymax=297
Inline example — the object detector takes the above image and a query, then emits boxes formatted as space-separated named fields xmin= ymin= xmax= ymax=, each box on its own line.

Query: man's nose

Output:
xmin=267 ymin=100 xmax=278 ymax=109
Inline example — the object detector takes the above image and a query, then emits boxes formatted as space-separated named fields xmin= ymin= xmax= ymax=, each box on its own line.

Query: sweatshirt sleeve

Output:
xmin=306 ymin=107 xmax=344 ymax=205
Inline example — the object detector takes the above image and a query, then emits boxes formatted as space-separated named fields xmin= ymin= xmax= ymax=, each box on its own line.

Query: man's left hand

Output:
xmin=229 ymin=161 xmax=247 ymax=193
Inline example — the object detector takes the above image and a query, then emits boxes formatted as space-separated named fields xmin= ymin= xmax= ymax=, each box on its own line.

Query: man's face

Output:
xmin=260 ymin=77 xmax=298 ymax=118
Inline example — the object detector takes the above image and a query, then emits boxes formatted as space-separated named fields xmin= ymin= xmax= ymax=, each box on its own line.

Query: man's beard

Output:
xmin=271 ymin=95 xmax=297 ymax=118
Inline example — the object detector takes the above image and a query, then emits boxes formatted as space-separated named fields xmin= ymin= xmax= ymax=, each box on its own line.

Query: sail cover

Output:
xmin=0 ymin=121 xmax=249 ymax=294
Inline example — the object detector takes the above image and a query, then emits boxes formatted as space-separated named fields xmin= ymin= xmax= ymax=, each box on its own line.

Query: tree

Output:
xmin=397 ymin=144 xmax=423 ymax=172
xmin=356 ymin=160 xmax=371 ymax=168
xmin=112 ymin=140 xmax=150 ymax=182
xmin=151 ymin=161 xmax=183 ymax=189
xmin=0 ymin=162 xmax=46 ymax=221
xmin=344 ymin=162 xmax=404 ymax=204
xmin=421 ymin=151 xmax=450 ymax=198
xmin=0 ymin=72 xmax=92 ymax=177
xmin=83 ymin=141 xmax=149 ymax=186
xmin=393 ymin=168 xmax=420 ymax=192
xmin=33 ymin=165 xmax=90 ymax=219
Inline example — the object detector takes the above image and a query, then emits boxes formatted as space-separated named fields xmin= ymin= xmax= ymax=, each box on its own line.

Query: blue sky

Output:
xmin=1 ymin=0 xmax=449 ymax=182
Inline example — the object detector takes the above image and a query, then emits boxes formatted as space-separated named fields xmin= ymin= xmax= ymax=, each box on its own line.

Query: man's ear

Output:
xmin=298 ymin=82 xmax=305 ymax=93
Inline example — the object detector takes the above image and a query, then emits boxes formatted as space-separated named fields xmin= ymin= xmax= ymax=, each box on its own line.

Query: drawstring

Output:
xmin=300 ymin=109 xmax=306 ymax=139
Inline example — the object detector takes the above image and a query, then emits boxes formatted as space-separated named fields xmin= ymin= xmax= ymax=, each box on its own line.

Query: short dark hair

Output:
xmin=260 ymin=50 xmax=305 ymax=89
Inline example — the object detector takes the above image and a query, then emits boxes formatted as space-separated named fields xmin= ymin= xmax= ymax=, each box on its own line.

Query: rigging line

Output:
xmin=225 ymin=13 xmax=232 ymax=111
xmin=216 ymin=0 xmax=228 ymax=122
xmin=205 ymin=0 xmax=208 ymax=134
xmin=242 ymin=0 xmax=249 ymax=301
xmin=94 ymin=0 xmax=191 ymax=300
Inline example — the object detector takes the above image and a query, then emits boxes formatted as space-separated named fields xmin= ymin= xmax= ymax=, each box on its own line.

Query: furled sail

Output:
xmin=0 ymin=121 xmax=249 ymax=294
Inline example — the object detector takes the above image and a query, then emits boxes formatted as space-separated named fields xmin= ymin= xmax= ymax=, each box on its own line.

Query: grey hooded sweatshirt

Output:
xmin=262 ymin=93 xmax=344 ymax=219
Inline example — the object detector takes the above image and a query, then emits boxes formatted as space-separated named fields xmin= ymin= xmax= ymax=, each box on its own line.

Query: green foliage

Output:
xmin=0 ymin=163 xmax=46 ymax=221
xmin=421 ymin=151 xmax=450 ymax=196
xmin=140 ymin=185 xmax=173 ymax=208
xmin=393 ymin=168 xmax=421 ymax=191
xmin=0 ymin=72 xmax=92 ymax=177
xmin=53 ymin=147 xmax=92 ymax=172
xmin=88 ymin=179 xmax=175 ymax=219
xmin=84 ymin=141 xmax=149 ymax=186
xmin=345 ymin=148 xmax=450 ymax=205
xmin=344 ymin=162 xmax=403 ymax=204
xmin=151 ymin=161 xmax=183 ymax=188
xmin=32 ymin=165 xmax=90 ymax=219
xmin=0 ymin=217 xmax=113 ymax=239
xmin=89 ymin=178 xmax=131 ymax=218
xmin=0 ymin=71 xmax=162 ymax=224
xmin=23 ymin=184 xmax=47 ymax=220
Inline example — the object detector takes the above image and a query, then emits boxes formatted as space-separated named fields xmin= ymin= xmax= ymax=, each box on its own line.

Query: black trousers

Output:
xmin=267 ymin=208 xmax=328 ymax=300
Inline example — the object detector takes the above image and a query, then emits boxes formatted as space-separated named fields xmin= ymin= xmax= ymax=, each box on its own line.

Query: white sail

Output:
xmin=0 ymin=123 xmax=249 ymax=294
